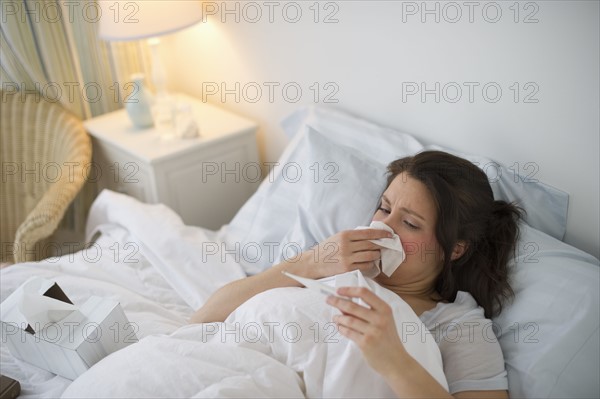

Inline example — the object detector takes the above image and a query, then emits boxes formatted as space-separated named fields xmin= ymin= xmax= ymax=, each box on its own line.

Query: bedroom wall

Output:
xmin=161 ymin=1 xmax=599 ymax=258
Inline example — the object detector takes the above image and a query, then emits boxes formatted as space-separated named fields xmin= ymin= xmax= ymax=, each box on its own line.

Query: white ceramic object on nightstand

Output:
xmin=124 ymin=74 xmax=153 ymax=129
xmin=175 ymin=103 xmax=199 ymax=139
xmin=152 ymin=93 xmax=176 ymax=139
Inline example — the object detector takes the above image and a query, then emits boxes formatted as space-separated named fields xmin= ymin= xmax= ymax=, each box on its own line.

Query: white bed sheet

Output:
xmin=61 ymin=271 xmax=447 ymax=398
xmin=61 ymin=323 xmax=307 ymax=398
xmin=0 ymin=226 xmax=192 ymax=397
xmin=1 ymin=190 xmax=446 ymax=398
xmin=1 ymin=190 xmax=246 ymax=397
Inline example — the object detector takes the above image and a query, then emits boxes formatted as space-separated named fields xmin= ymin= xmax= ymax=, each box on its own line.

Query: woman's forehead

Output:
xmin=384 ymin=174 xmax=438 ymax=216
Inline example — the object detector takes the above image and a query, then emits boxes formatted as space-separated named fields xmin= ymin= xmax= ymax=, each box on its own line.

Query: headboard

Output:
xmin=162 ymin=1 xmax=599 ymax=258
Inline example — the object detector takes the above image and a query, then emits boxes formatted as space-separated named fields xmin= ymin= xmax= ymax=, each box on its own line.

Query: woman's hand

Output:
xmin=326 ymin=287 xmax=407 ymax=378
xmin=299 ymin=229 xmax=391 ymax=279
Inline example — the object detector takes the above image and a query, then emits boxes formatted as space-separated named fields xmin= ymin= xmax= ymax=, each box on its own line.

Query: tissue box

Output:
xmin=0 ymin=277 xmax=138 ymax=380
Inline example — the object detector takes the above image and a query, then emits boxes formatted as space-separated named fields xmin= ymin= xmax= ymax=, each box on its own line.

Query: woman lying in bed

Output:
xmin=190 ymin=150 xmax=521 ymax=399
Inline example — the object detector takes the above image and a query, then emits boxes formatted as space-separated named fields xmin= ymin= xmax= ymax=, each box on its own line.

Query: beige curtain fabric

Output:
xmin=0 ymin=0 xmax=150 ymax=118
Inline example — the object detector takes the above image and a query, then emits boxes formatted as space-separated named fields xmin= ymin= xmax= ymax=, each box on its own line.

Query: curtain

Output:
xmin=0 ymin=0 xmax=151 ymax=243
xmin=1 ymin=0 xmax=151 ymax=118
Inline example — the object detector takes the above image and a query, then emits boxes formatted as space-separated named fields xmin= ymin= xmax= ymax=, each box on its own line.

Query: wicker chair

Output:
xmin=1 ymin=90 xmax=92 ymax=263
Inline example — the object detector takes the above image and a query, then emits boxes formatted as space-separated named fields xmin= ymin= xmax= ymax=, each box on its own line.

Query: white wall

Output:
xmin=162 ymin=0 xmax=599 ymax=258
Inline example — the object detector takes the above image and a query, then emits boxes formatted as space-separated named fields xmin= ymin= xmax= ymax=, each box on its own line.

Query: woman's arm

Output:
xmin=327 ymin=287 xmax=508 ymax=399
xmin=189 ymin=229 xmax=391 ymax=324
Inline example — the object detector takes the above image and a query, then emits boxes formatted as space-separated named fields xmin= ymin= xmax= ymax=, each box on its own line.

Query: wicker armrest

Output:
xmin=14 ymin=187 xmax=72 ymax=262
xmin=12 ymin=118 xmax=91 ymax=263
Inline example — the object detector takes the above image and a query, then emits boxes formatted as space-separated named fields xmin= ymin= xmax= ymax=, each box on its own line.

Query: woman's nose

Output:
xmin=372 ymin=213 xmax=384 ymax=222
xmin=372 ymin=214 xmax=396 ymax=231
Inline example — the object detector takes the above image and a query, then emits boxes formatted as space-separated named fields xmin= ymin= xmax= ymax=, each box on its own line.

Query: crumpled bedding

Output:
xmin=61 ymin=324 xmax=307 ymax=398
xmin=1 ymin=190 xmax=446 ymax=398
xmin=61 ymin=271 xmax=448 ymax=398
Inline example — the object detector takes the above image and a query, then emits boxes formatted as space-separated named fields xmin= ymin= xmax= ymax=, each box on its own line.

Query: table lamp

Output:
xmin=98 ymin=0 xmax=202 ymax=135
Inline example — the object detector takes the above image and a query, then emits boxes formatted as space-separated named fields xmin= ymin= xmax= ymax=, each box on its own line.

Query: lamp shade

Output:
xmin=98 ymin=1 xmax=203 ymax=41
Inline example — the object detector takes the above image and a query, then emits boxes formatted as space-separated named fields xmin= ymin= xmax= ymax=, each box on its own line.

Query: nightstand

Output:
xmin=84 ymin=94 xmax=260 ymax=230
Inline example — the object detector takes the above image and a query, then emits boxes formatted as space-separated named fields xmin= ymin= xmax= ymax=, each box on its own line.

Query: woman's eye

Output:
xmin=404 ymin=221 xmax=419 ymax=230
xmin=377 ymin=206 xmax=391 ymax=214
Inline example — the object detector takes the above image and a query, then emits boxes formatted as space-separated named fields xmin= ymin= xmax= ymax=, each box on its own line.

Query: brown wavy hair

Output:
xmin=386 ymin=151 xmax=522 ymax=318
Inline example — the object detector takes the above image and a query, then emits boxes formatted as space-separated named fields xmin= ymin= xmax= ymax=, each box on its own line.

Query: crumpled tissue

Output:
xmin=355 ymin=221 xmax=405 ymax=278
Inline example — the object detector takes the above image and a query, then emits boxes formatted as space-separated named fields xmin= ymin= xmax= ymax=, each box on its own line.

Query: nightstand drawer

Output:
xmin=92 ymin=140 xmax=154 ymax=203
xmin=155 ymin=136 xmax=259 ymax=229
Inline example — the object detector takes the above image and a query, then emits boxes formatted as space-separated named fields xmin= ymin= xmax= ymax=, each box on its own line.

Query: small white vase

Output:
xmin=124 ymin=74 xmax=153 ymax=129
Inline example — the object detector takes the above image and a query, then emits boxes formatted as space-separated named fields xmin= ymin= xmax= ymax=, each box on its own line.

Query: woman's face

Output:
xmin=372 ymin=172 xmax=444 ymax=291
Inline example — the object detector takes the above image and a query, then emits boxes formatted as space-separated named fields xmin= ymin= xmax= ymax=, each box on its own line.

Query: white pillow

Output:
xmin=280 ymin=105 xmax=424 ymax=166
xmin=493 ymin=223 xmax=600 ymax=398
xmin=274 ymin=128 xmax=390 ymax=263
xmin=222 ymin=131 xmax=309 ymax=274
xmin=225 ymin=127 xmax=396 ymax=272
xmin=281 ymin=106 xmax=570 ymax=241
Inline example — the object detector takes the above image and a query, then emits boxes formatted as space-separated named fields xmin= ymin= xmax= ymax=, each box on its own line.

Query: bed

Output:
xmin=1 ymin=106 xmax=598 ymax=398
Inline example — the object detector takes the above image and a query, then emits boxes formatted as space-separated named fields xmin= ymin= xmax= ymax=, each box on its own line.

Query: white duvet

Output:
xmin=1 ymin=190 xmax=447 ymax=398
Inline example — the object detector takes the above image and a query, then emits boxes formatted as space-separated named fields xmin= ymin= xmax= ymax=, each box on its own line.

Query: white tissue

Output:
xmin=16 ymin=277 xmax=78 ymax=330
xmin=354 ymin=221 xmax=405 ymax=278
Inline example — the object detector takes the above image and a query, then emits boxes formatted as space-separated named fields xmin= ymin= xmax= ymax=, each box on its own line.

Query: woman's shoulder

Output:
xmin=419 ymin=291 xmax=508 ymax=394
xmin=419 ymin=291 xmax=487 ymax=328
